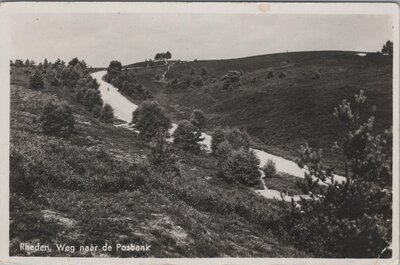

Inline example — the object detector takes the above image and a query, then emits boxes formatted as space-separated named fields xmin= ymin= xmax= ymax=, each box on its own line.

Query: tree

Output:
xmin=217 ymin=147 xmax=261 ymax=186
xmin=224 ymin=127 xmax=251 ymax=150
xmin=83 ymin=89 xmax=103 ymax=111
xmin=262 ymin=159 xmax=276 ymax=178
xmin=165 ymin=51 xmax=172 ymax=60
xmin=381 ymin=40 xmax=393 ymax=55
xmin=190 ymin=109 xmax=207 ymax=128
xmin=24 ymin=59 xmax=30 ymax=67
xmin=132 ymin=101 xmax=171 ymax=139
xmin=149 ymin=132 xmax=180 ymax=176
xmin=40 ymin=101 xmax=75 ymax=134
xmin=173 ymin=120 xmax=204 ymax=152
xmin=279 ymin=90 xmax=392 ymax=257
xmin=222 ymin=71 xmax=241 ymax=91
xmin=107 ymin=60 xmax=122 ymax=74
xmin=68 ymin=57 xmax=80 ymax=67
xmin=29 ymin=70 xmax=44 ymax=90
xmin=99 ymin=104 xmax=114 ymax=123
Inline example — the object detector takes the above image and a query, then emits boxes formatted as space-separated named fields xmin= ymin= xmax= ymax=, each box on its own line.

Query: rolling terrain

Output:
xmin=129 ymin=51 xmax=393 ymax=173
xmin=10 ymin=66 xmax=306 ymax=257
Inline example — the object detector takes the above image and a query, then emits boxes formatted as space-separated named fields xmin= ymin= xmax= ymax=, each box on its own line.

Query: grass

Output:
xmin=128 ymin=51 xmax=393 ymax=175
xmin=9 ymin=66 xmax=308 ymax=257
xmin=263 ymin=173 xmax=306 ymax=196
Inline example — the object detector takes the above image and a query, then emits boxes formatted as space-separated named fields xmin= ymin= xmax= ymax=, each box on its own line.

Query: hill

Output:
xmin=128 ymin=51 xmax=393 ymax=173
xmin=9 ymin=65 xmax=306 ymax=257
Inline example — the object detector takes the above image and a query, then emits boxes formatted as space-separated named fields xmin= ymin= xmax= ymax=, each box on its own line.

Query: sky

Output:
xmin=10 ymin=13 xmax=394 ymax=67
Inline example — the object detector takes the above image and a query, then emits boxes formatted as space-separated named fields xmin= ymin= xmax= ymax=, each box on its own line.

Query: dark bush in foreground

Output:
xmin=276 ymin=90 xmax=392 ymax=258
xmin=217 ymin=147 xmax=261 ymax=186
xmin=40 ymin=101 xmax=74 ymax=134
xmin=211 ymin=127 xmax=251 ymax=155
xmin=173 ymin=120 xmax=204 ymax=152
xmin=132 ymin=101 xmax=171 ymax=139
xmin=267 ymin=71 xmax=274 ymax=79
xmin=99 ymin=104 xmax=114 ymax=123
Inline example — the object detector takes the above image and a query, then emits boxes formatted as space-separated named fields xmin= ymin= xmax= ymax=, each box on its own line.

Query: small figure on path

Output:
xmin=107 ymin=87 xmax=109 ymax=91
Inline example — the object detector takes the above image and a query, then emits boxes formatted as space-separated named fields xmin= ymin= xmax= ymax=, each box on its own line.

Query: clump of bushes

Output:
xmin=275 ymin=90 xmax=393 ymax=258
xmin=167 ymin=76 xmax=193 ymax=92
xmin=173 ymin=120 xmax=204 ymax=153
xmin=40 ymin=100 xmax=75 ymax=135
xmin=267 ymin=70 xmax=274 ymax=79
xmin=132 ymin=101 xmax=171 ymax=139
xmin=211 ymin=127 xmax=260 ymax=187
xmin=262 ymin=159 xmax=276 ymax=178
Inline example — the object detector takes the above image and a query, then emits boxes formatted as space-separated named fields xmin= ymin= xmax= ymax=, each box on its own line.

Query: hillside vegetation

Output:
xmin=10 ymin=63 xmax=306 ymax=257
xmin=130 ymin=51 xmax=392 ymax=172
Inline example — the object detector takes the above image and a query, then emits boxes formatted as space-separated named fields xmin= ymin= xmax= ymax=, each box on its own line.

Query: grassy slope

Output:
xmin=131 ymin=51 xmax=393 ymax=173
xmin=10 ymin=67 xmax=306 ymax=257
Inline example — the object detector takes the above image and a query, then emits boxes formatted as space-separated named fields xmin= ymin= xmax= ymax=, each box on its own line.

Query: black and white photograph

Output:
xmin=1 ymin=2 xmax=399 ymax=263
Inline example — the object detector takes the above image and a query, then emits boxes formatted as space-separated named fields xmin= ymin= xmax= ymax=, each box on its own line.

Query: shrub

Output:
xmin=132 ymin=101 xmax=171 ymax=139
xmin=99 ymin=104 xmax=114 ymax=123
xmin=279 ymin=72 xmax=287 ymax=78
xmin=201 ymin=68 xmax=207 ymax=76
xmin=190 ymin=109 xmax=207 ymax=128
xmin=211 ymin=127 xmax=226 ymax=154
xmin=173 ymin=120 xmax=204 ymax=152
xmin=211 ymin=127 xmax=251 ymax=154
xmin=262 ymin=159 xmax=276 ymax=178
xmin=148 ymin=133 xmax=180 ymax=176
xmin=267 ymin=71 xmax=274 ymax=79
xmin=29 ymin=70 xmax=44 ymax=90
xmin=217 ymin=148 xmax=261 ymax=186
xmin=277 ymin=90 xmax=393 ymax=258
xmin=252 ymin=77 xmax=257 ymax=83
xmin=224 ymin=127 xmax=251 ymax=150
xmin=40 ymin=100 xmax=75 ymax=134
xmin=222 ymin=71 xmax=241 ymax=91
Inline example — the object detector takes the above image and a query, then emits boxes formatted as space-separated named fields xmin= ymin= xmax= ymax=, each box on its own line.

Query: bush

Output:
xmin=222 ymin=71 xmax=241 ymax=91
xmin=190 ymin=109 xmax=207 ymax=128
xmin=211 ymin=127 xmax=251 ymax=154
xmin=279 ymin=72 xmax=287 ymax=78
xmin=148 ymin=133 xmax=180 ymax=176
xmin=99 ymin=104 xmax=114 ymax=123
xmin=92 ymin=105 xmax=102 ymax=118
xmin=262 ymin=159 xmax=276 ymax=178
xmin=277 ymin=90 xmax=393 ymax=258
xmin=267 ymin=71 xmax=274 ymax=79
xmin=201 ymin=68 xmax=207 ymax=76
xmin=83 ymin=89 xmax=103 ymax=111
xmin=217 ymin=148 xmax=261 ymax=186
xmin=40 ymin=100 xmax=75 ymax=135
xmin=132 ymin=101 xmax=171 ymax=139
xmin=211 ymin=127 xmax=226 ymax=154
xmin=29 ymin=70 xmax=44 ymax=90
xmin=224 ymin=127 xmax=251 ymax=150
xmin=173 ymin=120 xmax=204 ymax=152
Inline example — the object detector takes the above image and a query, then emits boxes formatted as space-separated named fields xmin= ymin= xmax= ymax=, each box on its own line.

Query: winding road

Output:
xmin=91 ymin=70 xmax=345 ymax=201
